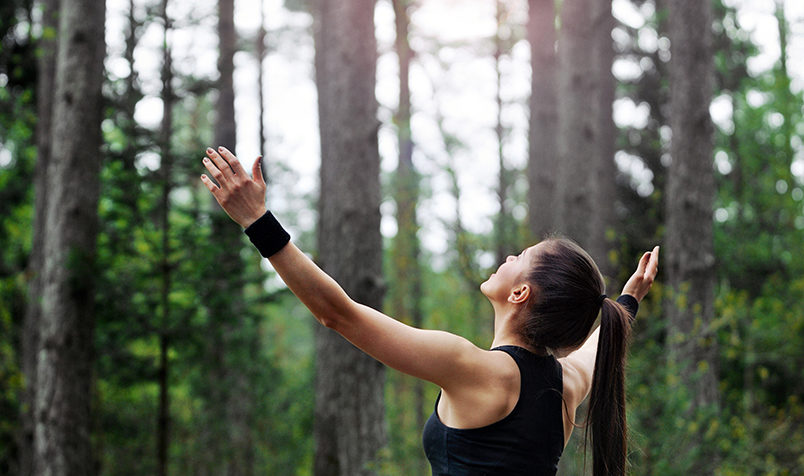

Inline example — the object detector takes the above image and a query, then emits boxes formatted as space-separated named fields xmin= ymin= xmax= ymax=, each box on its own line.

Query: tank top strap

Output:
xmin=491 ymin=345 xmax=563 ymax=399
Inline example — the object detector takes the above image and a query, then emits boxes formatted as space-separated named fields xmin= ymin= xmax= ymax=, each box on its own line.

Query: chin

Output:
xmin=479 ymin=279 xmax=490 ymax=295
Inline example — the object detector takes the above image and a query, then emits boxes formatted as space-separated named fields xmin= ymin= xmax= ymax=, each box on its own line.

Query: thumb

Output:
xmin=253 ymin=156 xmax=266 ymax=186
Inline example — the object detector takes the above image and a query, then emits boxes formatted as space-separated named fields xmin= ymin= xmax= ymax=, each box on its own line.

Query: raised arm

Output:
xmin=199 ymin=147 xmax=493 ymax=391
xmin=559 ymin=247 xmax=659 ymax=405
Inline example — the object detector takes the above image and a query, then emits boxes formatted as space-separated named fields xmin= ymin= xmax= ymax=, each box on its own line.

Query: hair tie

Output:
xmin=598 ymin=294 xmax=607 ymax=306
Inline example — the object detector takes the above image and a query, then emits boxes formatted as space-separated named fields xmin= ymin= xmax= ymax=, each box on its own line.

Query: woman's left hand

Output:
xmin=621 ymin=246 xmax=659 ymax=302
xmin=200 ymin=146 xmax=267 ymax=228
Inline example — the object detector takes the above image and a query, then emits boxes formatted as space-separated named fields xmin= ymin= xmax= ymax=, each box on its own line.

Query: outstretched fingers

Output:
xmin=636 ymin=251 xmax=651 ymax=275
xmin=206 ymin=147 xmax=235 ymax=183
xmin=200 ymin=173 xmax=221 ymax=197
xmin=252 ymin=156 xmax=266 ymax=186
xmin=202 ymin=153 xmax=228 ymax=187
xmin=645 ymin=246 xmax=659 ymax=280
xmin=622 ymin=245 xmax=660 ymax=302
xmin=217 ymin=146 xmax=249 ymax=177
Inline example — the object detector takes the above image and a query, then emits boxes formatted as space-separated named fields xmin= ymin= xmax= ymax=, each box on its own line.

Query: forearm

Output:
xmin=267 ymin=242 xmax=353 ymax=328
xmin=242 ymin=210 xmax=354 ymax=327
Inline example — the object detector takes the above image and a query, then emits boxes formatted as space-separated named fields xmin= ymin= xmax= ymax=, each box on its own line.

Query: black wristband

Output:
xmin=616 ymin=294 xmax=639 ymax=325
xmin=244 ymin=210 xmax=290 ymax=258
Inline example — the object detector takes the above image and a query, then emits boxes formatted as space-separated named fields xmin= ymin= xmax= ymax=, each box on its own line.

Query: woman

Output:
xmin=200 ymin=146 xmax=659 ymax=475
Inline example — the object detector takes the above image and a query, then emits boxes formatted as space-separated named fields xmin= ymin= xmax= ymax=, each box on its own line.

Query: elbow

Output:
xmin=314 ymin=301 xmax=354 ymax=331
xmin=317 ymin=314 xmax=338 ymax=330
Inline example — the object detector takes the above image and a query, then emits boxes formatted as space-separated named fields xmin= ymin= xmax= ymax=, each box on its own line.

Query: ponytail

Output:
xmin=520 ymin=238 xmax=633 ymax=474
xmin=586 ymin=298 xmax=631 ymax=476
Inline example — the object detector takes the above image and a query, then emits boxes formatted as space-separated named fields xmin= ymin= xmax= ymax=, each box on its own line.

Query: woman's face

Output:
xmin=480 ymin=243 xmax=540 ymax=303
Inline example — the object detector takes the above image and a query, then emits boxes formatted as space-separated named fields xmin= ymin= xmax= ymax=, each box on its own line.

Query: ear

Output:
xmin=507 ymin=284 xmax=531 ymax=305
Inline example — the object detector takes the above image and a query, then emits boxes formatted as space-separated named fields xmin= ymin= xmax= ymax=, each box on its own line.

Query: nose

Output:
xmin=506 ymin=255 xmax=516 ymax=263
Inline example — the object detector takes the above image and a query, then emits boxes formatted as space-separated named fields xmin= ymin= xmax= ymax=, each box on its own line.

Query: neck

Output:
xmin=490 ymin=303 xmax=540 ymax=353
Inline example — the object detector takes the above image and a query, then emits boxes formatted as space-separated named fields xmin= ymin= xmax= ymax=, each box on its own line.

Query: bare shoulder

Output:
xmin=439 ymin=348 xmax=521 ymax=429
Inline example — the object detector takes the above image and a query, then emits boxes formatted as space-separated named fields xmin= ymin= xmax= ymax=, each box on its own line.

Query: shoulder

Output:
xmin=447 ymin=345 xmax=521 ymax=394
xmin=438 ymin=348 xmax=521 ymax=428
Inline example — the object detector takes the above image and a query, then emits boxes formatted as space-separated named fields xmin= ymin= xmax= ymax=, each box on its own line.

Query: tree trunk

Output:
xmin=588 ymin=0 xmax=617 ymax=281
xmin=775 ymin=0 xmax=794 ymax=170
xmin=665 ymin=0 xmax=719 ymax=471
xmin=157 ymin=2 xmax=173 ymax=474
xmin=257 ymin=0 xmax=267 ymax=159
xmin=207 ymin=1 xmax=256 ymax=474
xmin=527 ymin=0 xmax=558 ymax=240
xmin=21 ymin=1 xmax=60 ymax=474
xmin=313 ymin=0 xmax=386 ymax=474
xmin=494 ymin=0 xmax=511 ymax=265
xmin=555 ymin=0 xmax=596 ymax=245
xmin=216 ymin=0 xmax=237 ymax=153
xmin=34 ymin=0 xmax=106 ymax=474
xmin=389 ymin=0 xmax=426 ymax=472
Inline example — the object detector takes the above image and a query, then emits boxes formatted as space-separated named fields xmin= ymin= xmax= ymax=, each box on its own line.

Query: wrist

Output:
xmin=244 ymin=210 xmax=290 ymax=258
xmin=616 ymin=294 xmax=639 ymax=325
xmin=242 ymin=207 xmax=268 ymax=229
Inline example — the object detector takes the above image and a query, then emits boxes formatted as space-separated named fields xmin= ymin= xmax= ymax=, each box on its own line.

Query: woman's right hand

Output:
xmin=621 ymin=246 xmax=659 ymax=302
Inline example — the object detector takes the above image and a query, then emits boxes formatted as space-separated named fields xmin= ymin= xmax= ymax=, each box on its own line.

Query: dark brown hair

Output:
xmin=522 ymin=238 xmax=631 ymax=476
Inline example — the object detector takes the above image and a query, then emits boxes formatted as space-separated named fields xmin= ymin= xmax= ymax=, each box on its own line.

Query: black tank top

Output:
xmin=422 ymin=345 xmax=564 ymax=475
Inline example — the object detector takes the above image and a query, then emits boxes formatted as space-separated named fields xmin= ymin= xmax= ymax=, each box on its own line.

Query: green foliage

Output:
xmin=0 ymin=276 xmax=25 ymax=474
xmin=0 ymin=3 xmax=38 ymax=472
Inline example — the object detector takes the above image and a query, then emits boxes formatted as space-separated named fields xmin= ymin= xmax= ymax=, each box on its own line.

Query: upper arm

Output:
xmin=267 ymin=242 xmax=496 ymax=392
xmin=558 ymin=326 xmax=599 ymax=408
xmin=558 ymin=294 xmax=638 ymax=408
xmin=331 ymin=301 xmax=492 ymax=390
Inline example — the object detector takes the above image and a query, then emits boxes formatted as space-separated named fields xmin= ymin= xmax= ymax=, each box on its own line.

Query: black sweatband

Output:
xmin=244 ymin=210 xmax=290 ymax=258
xmin=616 ymin=294 xmax=639 ymax=325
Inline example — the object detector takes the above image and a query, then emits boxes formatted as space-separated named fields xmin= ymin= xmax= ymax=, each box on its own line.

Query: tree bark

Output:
xmin=665 ymin=0 xmax=719 ymax=471
xmin=389 ymin=0 xmax=426 ymax=472
xmin=34 ymin=0 xmax=105 ymax=474
xmin=216 ymin=0 xmax=237 ymax=153
xmin=775 ymin=0 xmax=794 ymax=170
xmin=589 ymin=0 xmax=617 ymax=281
xmin=21 ymin=1 xmax=60 ymax=474
xmin=494 ymin=0 xmax=511 ymax=266
xmin=527 ymin=0 xmax=558 ymax=241
xmin=157 ymin=2 xmax=173 ymax=474
xmin=207 ymin=1 xmax=256 ymax=474
xmin=313 ymin=0 xmax=387 ymax=474
xmin=257 ymin=0 xmax=270 ymax=182
xmin=555 ymin=0 xmax=596 ymax=246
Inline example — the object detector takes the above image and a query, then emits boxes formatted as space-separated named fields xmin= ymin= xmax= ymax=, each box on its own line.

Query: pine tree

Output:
xmin=312 ymin=0 xmax=387 ymax=473
xmin=34 ymin=0 xmax=106 ymax=473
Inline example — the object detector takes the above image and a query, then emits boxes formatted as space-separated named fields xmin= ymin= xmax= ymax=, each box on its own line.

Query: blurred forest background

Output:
xmin=1 ymin=0 xmax=803 ymax=474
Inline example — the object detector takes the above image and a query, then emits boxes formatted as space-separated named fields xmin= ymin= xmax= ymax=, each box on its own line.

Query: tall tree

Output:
xmin=527 ymin=0 xmax=558 ymax=240
xmin=774 ymin=0 xmax=794 ymax=169
xmin=203 ymin=0 xmax=256 ymax=473
xmin=665 ymin=0 xmax=719 ymax=471
xmin=493 ymin=0 xmax=516 ymax=265
xmin=389 ymin=0 xmax=426 ymax=472
xmin=34 ymin=0 xmax=106 ymax=473
xmin=257 ymin=0 xmax=268 ymax=160
xmin=555 ymin=0 xmax=596 ymax=246
xmin=157 ymin=1 xmax=174 ymax=474
xmin=588 ymin=0 xmax=617 ymax=281
xmin=312 ymin=0 xmax=386 ymax=474
xmin=21 ymin=1 xmax=59 ymax=474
